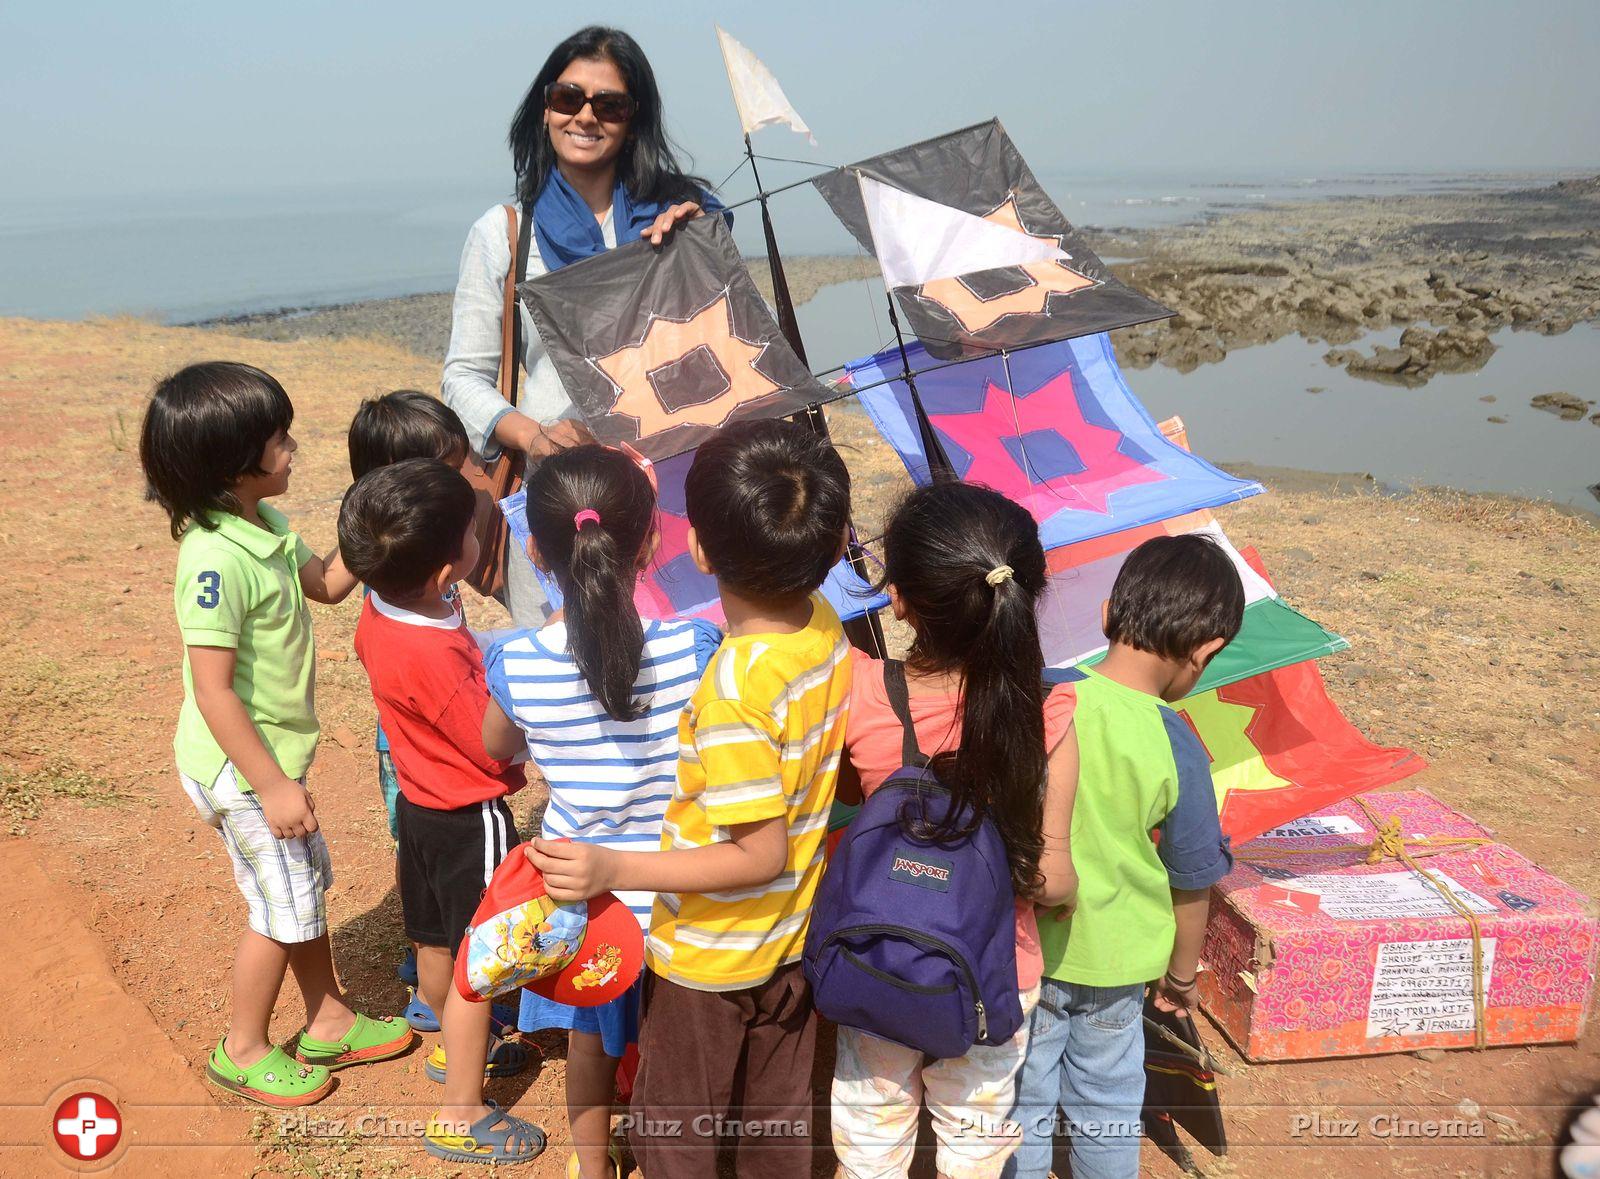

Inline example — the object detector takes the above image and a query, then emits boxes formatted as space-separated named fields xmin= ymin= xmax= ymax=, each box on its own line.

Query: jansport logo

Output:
xmin=890 ymin=850 xmax=953 ymax=892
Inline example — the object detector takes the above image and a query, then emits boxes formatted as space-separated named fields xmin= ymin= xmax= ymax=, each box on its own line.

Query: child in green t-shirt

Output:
xmin=141 ymin=362 xmax=413 ymax=1108
xmin=1010 ymin=535 xmax=1241 ymax=1179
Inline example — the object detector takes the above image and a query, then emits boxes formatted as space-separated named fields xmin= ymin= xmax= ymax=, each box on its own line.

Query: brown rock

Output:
xmin=1530 ymin=392 xmax=1589 ymax=421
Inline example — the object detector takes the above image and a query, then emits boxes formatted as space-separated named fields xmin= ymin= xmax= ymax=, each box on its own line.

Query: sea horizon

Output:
xmin=2 ymin=165 xmax=1592 ymax=325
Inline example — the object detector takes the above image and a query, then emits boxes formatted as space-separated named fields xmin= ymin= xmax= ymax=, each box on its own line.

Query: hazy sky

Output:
xmin=4 ymin=0 xmax=1597 ymax=206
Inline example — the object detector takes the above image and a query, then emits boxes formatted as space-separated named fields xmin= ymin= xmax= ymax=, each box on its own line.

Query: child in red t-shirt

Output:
xmin=830 ymin=482 xmax=1079 ymax=1179
xmin=340 ymin=458 xmax=541 ymax=1167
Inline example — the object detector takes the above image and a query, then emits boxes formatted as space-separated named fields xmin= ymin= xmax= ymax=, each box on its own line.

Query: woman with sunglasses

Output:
xmin=442 ymin=25 xmax=724 ymax=625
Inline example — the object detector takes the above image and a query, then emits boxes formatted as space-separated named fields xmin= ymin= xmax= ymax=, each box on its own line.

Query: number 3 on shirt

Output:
xmin=196 ymin=570 xmax=222 ymax=609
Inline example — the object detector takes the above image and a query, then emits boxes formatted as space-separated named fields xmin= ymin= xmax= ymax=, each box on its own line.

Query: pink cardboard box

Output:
xmin=1198 ymin=789 xmax=1599 ymax=1061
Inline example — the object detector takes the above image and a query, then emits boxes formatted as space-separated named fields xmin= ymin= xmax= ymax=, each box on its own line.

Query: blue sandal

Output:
xmin=424 ymin=1036 xmax=531 ymax=1084
xmin=397 ymin=948 xmax=418 ymax=988
xmin=405 ymin=988 xmax=516 ymax=1035
xmin=403 ymin=987 xmax=440 ymax=1033
xmin=423 ymin=1100 xmax=545 ymax=1165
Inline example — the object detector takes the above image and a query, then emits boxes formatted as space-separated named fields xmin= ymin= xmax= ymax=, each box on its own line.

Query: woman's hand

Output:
xmin=640 ymin=201 xmax=705 ymax=246
xmin=527 ymin=418 xmax=595 ymax=457
xmin=498 ymin=412 xmax=595 ymax=459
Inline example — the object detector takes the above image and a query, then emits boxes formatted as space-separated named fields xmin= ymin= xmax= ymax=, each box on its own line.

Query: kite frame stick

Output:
xmin=720 ymin=171 xmax=831 ymax=213
xmin=882 ymin=291 xmax=958 ymax=483
xmin=827 ymin=328 xmax=1075 ymax=397
xmin=742 ymin=133 xmax=887 ymax=655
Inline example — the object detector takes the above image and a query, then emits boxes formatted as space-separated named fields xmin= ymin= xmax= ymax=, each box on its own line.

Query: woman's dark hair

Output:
xmin=338 ymin=459 xmax=476 ymax=602
xmin=1105 ymin=534 xmax=1245 ymax=662
xmin=524 ymin=445 xmax=657 ymax=721
xmin=684 ymin=420 xmax=851 ymax=605
xmin=140 ymin=361 xmax=294 ymax=539
xmin=348 ymin=391 xmax=469 ymax=479
xmin=882 ymin=482 xmax=1049 ymax=898
xmin=509 ymin=26 xmax=707 ymax=206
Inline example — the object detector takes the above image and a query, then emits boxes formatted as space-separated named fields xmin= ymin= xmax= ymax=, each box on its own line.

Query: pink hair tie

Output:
xmin=573 ymin=509 xmax=602 ymax=530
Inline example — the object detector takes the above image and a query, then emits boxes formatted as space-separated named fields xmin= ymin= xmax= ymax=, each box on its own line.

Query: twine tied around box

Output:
xmin=1236 ymin=798 xmax=1495 ymax=1050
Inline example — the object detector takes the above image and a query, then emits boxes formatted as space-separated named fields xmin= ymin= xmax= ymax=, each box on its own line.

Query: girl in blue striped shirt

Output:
xmin=481 ymin=445 xmax=718 ymax=1179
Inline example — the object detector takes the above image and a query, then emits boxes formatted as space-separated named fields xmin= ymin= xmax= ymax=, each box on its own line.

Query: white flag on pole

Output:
xmin=857 ymin=175 xmax=1068 ymax=289
xmin=715 ymin=26 xmax=816 ymax=144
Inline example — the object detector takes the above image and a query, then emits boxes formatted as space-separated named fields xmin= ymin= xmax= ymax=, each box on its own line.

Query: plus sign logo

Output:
xmin=52 ymin=1092 xmax=123 ymax=1162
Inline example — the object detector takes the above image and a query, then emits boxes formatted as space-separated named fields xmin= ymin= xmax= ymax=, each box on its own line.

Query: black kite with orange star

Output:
xmin=519 ymin=215 xmax=840 ymax=460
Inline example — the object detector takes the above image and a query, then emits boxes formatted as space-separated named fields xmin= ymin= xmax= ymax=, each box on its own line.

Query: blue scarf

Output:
xmin=532 ymin=169 xmax=729 ymax=272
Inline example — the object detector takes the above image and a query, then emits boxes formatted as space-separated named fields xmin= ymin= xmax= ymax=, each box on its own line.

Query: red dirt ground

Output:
xmin=1 ymin=317 xmax=1595 ymax=1177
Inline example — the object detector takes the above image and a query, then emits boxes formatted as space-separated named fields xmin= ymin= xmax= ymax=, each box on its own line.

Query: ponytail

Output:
xmin=881 ymin=483 xmax=1048 ymax=898
xmin=523 ymin=446 xmax=657 ymax=721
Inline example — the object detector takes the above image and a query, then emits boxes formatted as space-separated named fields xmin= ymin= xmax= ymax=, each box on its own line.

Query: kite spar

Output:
xmin=713 ymin=25 xmax=886 ymax=650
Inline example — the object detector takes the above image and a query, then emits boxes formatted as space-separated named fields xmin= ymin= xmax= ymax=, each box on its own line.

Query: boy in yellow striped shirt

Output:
xmin=530 ymin=420 xmax=852 ymax=1178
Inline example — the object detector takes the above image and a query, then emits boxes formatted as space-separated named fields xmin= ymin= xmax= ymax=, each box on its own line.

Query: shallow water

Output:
xmin=1126 ymin=324 xmax=1599 ymax=510
xmin=794 ymin=279 xmax=1600 ymax=509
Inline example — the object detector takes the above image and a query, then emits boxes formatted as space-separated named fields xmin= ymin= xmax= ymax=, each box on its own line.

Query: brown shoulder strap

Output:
xmin=498 ymin=204 xmax=521 ymax=408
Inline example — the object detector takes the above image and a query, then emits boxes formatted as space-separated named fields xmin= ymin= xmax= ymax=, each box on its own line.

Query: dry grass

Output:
xmin=1 ymin=314 xmax=1596 ymax=1177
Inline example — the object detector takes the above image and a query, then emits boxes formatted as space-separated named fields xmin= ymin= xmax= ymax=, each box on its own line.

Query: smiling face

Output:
xmin=544 ymin=56 xmax=632 ymax=176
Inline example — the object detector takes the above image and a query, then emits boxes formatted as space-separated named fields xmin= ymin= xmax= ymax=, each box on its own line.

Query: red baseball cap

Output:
xmin=454 ymin=841 xmax=643 ymax=1008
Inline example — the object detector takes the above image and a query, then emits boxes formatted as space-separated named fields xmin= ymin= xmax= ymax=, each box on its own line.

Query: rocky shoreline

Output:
xmin=200 ymin=175 xmax=1600 ymax=397
xmin=196 ymin=255 xmax=879 ymax=363
xmin=1103 ymin=175 xmax=1600 ymax=383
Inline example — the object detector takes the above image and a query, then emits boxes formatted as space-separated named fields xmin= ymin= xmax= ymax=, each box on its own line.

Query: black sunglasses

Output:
xmin=544 ymin=81 xmax=637 ymax=124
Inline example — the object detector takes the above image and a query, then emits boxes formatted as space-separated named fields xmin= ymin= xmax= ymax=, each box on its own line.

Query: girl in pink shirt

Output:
xmin=831 ymin=482 xmax=1079 ymax=1179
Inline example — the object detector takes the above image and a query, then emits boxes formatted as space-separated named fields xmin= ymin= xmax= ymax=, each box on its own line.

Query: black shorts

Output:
xmin=396 ymin=793 xmax=517 ymax=949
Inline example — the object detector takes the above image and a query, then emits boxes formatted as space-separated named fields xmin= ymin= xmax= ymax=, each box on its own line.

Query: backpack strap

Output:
xmin=881 ymin=660 xmax=928 ymax=769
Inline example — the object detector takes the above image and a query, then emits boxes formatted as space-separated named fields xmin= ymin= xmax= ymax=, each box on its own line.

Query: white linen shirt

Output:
xmin=441 ymin=203 xmax=616 ymax=459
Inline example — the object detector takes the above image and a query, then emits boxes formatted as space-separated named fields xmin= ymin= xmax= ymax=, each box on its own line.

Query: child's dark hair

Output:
xmin=1105 ymin=534 xmax=1245 ymax=661
xmin=139 ymin=361 xmax=293 ymax=539
xmin=524 ymin=445 xmax=657 ymax=721
xmin=348 ymin=390 xmax=470 ymax=479
xmin=338 ymin=459 xmax=477 ymax=602
xmin=684 ymin=420 xmax=850 ymax=605
xmin=882 ymin=482 xmax=1049 ymax=898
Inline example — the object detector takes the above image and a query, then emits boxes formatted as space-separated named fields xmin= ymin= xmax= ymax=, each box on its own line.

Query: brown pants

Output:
xmin=628 ymin=962 xmax=818 ymax=1179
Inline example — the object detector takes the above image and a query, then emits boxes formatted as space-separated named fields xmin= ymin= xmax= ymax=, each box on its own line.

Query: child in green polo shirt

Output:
xmin=140 ymin=361 xmax=413 ymax=1107
xmin=1009 ymin=535 xmax=1242 ymax=1179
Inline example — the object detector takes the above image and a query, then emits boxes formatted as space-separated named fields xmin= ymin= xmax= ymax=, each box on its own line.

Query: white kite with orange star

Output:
xmin=812 ymin=120 xmax=1173 ymax=360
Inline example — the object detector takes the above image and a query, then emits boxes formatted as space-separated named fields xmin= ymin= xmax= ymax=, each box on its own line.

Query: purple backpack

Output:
xmin=803 ymin=661 xmax=1023 ymax=1059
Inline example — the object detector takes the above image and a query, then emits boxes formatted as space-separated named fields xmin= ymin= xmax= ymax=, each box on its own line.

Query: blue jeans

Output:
xmin=1005 ymin=978 xmax=1145 ymax=1179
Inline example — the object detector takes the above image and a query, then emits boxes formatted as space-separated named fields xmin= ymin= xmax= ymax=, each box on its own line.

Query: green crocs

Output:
xmin=207 ymin=1040 xmax=334 ymax=1108
xmin=293 ymin=1012 xmax=414 ymax=1071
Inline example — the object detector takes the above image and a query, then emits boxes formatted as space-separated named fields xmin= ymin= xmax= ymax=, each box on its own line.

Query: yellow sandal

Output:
xmin=565 ymin=1139 xmax=624 ymax=1178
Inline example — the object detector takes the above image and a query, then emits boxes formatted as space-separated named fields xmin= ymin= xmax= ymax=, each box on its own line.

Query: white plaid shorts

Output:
xmin=181 ymin=761 xmax=334 ymax=944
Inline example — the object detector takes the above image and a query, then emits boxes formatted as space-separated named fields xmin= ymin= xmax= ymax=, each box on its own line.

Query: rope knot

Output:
xmin=1364 ymin=815 xmax=1408 ymax=864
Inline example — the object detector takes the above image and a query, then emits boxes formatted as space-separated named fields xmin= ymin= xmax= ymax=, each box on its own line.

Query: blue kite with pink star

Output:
xmin=846 ymin=333 xmax=1263 ymax=551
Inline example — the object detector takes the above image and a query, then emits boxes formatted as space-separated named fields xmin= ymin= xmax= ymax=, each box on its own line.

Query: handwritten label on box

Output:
xmin=1366 ymin=937 xmax=1496 ymax=1039
xmin=1285 ymin=870 xmax=1496 ymax=921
